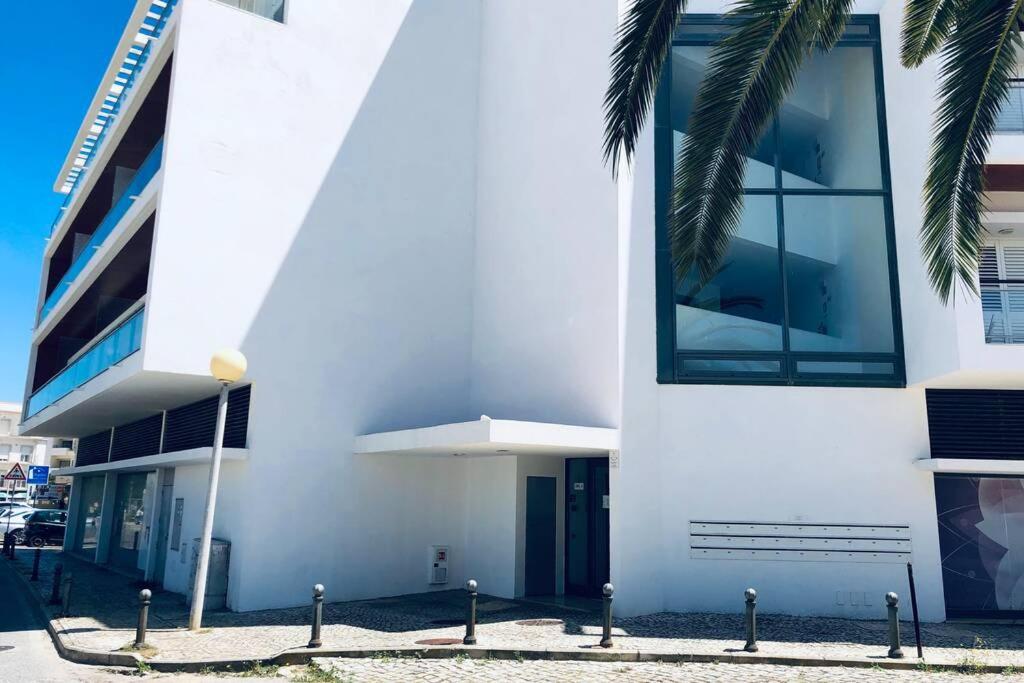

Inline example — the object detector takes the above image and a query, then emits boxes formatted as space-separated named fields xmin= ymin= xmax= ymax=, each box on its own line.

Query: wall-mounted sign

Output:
xmin=573 ymin=482 xmax=585 ymax=491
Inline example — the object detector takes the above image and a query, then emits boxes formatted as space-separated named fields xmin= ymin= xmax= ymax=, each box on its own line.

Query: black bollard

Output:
xmin=308 ymin=584 xmax=324 ymax=648
xmin=30 ymin=547 xmax=41 ymax=581
xmin=135 ymin=589 xmax=152 ymax=648
xmin=60 ymin=572 xmax=73 ymax=617
xmin=463 ymin=579 xmax=478 ymax=645
xmin=600 ymin=583 xmax=614 ymax=648
xmin=49 ymin=563 xmax=63 ymax=605
xmin=744 ymin=588 xmax=759 ymax=653
xmin=886 ymin=592 xmax=904 ymax=659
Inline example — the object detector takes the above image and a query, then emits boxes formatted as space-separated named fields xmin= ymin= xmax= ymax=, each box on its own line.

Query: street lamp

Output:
xmin=188 ymin=349 xmax=247 ymax=631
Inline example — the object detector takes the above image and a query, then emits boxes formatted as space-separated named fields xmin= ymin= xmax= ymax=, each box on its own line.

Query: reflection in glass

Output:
xmin=75 ymin=476 xmax=106 ymax=557
xmin=670 ymin=47 xmax=776 ymax=189
xmin=676 ymin=195 xmax=783 ymax=351
xmin=780 ymin=47 xmax=882 ymax=190
xmin=783 ymin=196 xmax=894 ymax=354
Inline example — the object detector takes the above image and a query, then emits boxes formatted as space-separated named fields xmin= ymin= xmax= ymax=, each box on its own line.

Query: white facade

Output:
xmin=19 ymin=0 xmax=1024 ymax=620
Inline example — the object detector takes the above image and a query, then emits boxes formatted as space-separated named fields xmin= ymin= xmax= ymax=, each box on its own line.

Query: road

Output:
xmin=0 ymin=557 xmax=118 ymax=682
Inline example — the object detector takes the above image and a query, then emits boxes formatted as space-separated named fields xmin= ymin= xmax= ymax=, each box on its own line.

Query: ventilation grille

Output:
xmin=110 ymin=414 xmax=163 ymax=462
xmin=689 ymin=521 xmax=911 ymax=563
xmin=162 ymin=385 xmax=251 ymax=453
xmin=927 ymin=389 xmax=1024 ymax=460
xmin=77 ymin=429 xmax=112 ymax=467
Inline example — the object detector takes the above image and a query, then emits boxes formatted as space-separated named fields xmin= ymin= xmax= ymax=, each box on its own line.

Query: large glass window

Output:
xmin=74 ymin=475 xmax=106 ymax=559
xmin=657 ymin=17 xmax=903 ymax=386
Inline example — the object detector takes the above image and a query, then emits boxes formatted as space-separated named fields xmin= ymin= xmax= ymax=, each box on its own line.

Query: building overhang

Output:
xmin=915 ymin=458 xmax=1024 ymax=476
xmin=55 ymin=447 xmax=248 ymax=477
xmin=354 ymin=418 xmax=619 ymax=458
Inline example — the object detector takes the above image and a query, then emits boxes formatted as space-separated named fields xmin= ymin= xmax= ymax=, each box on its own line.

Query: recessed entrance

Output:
xmin=565 ymin=457 xmax=609 ymax=597
xmin=108 ymin=472 xmax=148 ymax=573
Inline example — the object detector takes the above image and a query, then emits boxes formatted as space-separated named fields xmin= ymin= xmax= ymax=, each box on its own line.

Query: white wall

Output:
xmin=469 ymin=0 xmax=620 ymax=429
xmin=613 ymin=0 xmax=949 ymax=621
xmin=465 ymin=456 xmax=518 ymax=598
xmin=162 ymin=461 xmax=246 ymax=603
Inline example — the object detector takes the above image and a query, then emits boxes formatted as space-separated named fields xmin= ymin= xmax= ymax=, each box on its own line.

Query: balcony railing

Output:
xmin=982 ymin=280 xmax=1024 ymax=344
xmin=27 ymin=307 xmax=145 ymax=418
xmin=39 ymin=140 xmax=163 ymax=325
xmin=996 ymin=80 xmax=1024 ymax=134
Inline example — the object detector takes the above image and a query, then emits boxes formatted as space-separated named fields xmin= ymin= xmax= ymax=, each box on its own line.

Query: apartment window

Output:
xmin=216 ymin=0 xmax=285 ymax=22
xmin=980 ymin=241 xmax=1024 ymax=344
xmin=656 ymin=17 xmax=903 ymax=386
xmin=0 ymin=444 xmax=10 ymax=457
xmin=0 ymin=418 xmax=10 ymax=435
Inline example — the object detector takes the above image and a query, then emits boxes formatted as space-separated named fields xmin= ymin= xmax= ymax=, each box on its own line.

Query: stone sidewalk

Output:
xmin=6 ymin=548 xmax=1024 ymax=671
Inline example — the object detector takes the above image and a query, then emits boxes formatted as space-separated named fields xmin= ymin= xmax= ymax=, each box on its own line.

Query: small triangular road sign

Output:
xmin=3 ymin=463 xmax=27 ymax=481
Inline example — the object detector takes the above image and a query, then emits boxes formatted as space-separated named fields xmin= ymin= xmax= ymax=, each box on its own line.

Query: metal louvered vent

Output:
xmin=76 ymin=429 xmax=112 ymax=466
xmin=162 ymin=385 xmax=251 ymax=453
xmin=926 ymin=389 xmax=1024 ymax=460
xmin=110 ymin=414 xmax=163 ymax=462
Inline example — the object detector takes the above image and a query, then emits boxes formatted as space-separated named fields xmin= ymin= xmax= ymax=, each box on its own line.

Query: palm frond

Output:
xmin=901 ymin=0 xmax=959 ymax=68
xmin=669 ymin=0 xmax=852 ymax=285
xmin=603 ymin=0 xmax=686 ymax=176
xmin=921 ymin=0 xmax=1024 ymax=302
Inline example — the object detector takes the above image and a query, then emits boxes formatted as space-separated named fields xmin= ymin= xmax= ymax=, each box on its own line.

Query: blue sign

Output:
xmin=27 ymin=466 xmax=49 ymax=486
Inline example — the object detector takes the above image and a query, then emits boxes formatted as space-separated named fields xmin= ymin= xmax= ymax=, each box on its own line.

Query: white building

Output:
xmin=19 ymin=0 xmax=1024 ymax=621
xmin=1 ymin=402 xmax=48 ymax=502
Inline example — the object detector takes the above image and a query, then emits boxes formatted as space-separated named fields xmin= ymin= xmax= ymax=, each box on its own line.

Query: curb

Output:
xmin=3 ymin=553 xmax=143 ymax=668
xmin=3 ymin=556 xmax=1015 ymax=675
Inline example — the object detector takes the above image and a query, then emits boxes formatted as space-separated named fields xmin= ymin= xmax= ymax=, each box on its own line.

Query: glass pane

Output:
xmin=681 ymin=358 xmax=781 ymax=374
xmin=780 ymin=47 xmax=882 ymax=189
xmin=783 ymin=196 xmax=895 ymax=353
xmin=796 ymin=361 xmax=895 ymax=375
xmin=75 ymin=476 xmax=106 ymax=557
xmin=676 ymin=195 xmax=784 ymax=351
xmin=670 ymin=47 xmax=776 ymax=189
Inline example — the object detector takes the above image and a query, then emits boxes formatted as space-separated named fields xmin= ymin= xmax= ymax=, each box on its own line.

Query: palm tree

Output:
xmin=604 ymin=0 xmax=1024 ymax=302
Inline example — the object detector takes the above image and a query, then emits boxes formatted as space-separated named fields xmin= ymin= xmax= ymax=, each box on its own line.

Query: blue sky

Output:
xmin=0 ymin=1 xmax=136 ymax=403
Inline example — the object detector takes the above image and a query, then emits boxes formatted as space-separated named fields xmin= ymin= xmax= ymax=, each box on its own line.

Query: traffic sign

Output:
xmin=3 ymin=463 xmax=26 ymax=482
xmin=27 ymin=465 xmax=50 ymax=486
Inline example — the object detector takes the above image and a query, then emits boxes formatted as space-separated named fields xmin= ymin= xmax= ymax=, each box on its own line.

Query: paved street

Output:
xmin=0 ymin=557 xmax=116 ymax=683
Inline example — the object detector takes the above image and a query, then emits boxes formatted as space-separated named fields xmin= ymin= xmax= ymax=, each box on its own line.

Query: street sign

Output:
xmin=27 ymin=465 xmax=50 ymax=485
xmin=3 ymin=463 xmax=26 ymax=482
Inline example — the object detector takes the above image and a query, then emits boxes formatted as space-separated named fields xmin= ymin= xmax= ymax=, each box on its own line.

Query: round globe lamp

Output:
xmin=210 ymin=349 xmax=247 ymax=384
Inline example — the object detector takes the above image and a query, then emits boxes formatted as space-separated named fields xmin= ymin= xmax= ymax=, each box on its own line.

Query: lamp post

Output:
xmin=188 ymin=349 xmax=247 ymax=631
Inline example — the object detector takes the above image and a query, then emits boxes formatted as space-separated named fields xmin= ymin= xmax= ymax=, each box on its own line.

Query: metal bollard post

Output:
xmin=31 ymin=548 xmax=41 ymax=581
xmin=1 ymin=533 xmax=8 ymax=558
xmin=744 ymin=588 xmax=759 ymax=653
xmin=463 ymin=579 xmax=478 ymax=645
xmin=600 ymin=583 xmax=614 ymax=648
xmin=886 ymin=592 xmax=904 ymax=659
xmin=49 ymin=563 xmax=63 ymax=605
xmin=308 ymin=584 xmax=324 ymax=648
xmin=135 ymin=589 xmax=152 ymax=648
xmin=60 ymin=573 xmax=73 ymax=617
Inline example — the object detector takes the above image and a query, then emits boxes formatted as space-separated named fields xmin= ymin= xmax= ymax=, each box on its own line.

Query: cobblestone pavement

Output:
xmin=8 ymin=550 xmax=1024 ymax=671
xmin=308 ymin=658 xmax=1024 ymax=682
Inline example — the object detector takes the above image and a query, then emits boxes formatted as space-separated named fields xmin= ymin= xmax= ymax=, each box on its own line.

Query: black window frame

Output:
xmin=655 ymin=15 xmax=906 ymax=388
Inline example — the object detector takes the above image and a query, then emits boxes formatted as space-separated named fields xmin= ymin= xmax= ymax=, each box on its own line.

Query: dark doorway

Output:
xmin=525 ymin=476 xmax=557 ymax=596
xmin=565 ymin=458 xmax=610 ymax=596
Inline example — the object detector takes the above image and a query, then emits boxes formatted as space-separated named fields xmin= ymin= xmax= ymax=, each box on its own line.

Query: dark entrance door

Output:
xmin=525 ymin=476 xmax=557 ymax=596
xmin=565 ymin=458 xmax=610 ymax=596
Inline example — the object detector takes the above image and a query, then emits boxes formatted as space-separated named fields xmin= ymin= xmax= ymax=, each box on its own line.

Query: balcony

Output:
xmin=27 ymin=307 xmax=145 ymax=419
xmin=39 ymin=140 xmax=163 ymax=325
xmin=980 ymin=242 xmax=1024 ymax=345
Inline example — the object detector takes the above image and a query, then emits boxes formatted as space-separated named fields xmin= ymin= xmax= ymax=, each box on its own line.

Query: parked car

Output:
xmin=23 ymin=510 xmax=67 ymax=547
xmin=2 ymin=509 xmax=36 ymax=545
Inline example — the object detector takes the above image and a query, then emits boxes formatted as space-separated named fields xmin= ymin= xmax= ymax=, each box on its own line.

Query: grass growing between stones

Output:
xmin=291 ymin=661 xmax=346 ymax=683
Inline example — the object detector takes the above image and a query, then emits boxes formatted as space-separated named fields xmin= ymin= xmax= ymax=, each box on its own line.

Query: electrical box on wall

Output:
xmin=428 ymin=545 xmax=449 ymax=585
